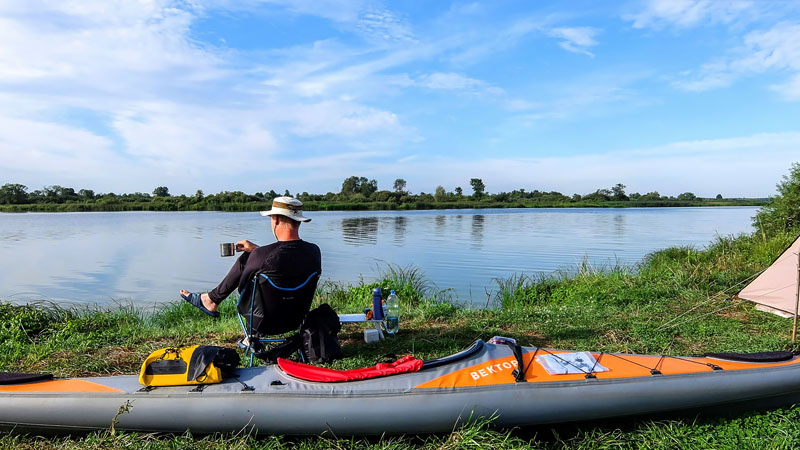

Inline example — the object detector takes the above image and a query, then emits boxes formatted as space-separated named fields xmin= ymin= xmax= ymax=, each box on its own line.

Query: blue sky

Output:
xmin=1 ymin=0 xmax=799 ymax=197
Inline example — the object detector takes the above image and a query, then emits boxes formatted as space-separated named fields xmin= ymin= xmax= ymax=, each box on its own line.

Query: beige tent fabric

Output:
xmin=738 ymin=236 xmax=800 ymax=317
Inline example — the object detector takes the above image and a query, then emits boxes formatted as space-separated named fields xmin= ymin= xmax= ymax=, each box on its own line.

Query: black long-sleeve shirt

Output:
xmin=208 ymin=239 xmax=321 ymax=304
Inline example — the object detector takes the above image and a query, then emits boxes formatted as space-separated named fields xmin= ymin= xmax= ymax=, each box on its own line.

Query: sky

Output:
xmin=1 ymin=0 xmax=799 ymax=198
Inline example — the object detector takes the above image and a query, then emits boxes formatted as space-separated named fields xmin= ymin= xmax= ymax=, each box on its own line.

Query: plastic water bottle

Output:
xmin=385 ymin=290 xmax=399 ymax=335
xmin=372 ymin=288 xmax=384 ymax=321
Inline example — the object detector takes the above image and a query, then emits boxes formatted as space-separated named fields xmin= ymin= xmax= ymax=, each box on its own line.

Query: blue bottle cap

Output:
xmin=390 ymin=290 xmax=396 ymax=294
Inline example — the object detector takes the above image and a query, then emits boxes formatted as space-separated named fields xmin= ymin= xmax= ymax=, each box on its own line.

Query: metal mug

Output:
xmin=220 ymin=243 xmax=236 ymax=257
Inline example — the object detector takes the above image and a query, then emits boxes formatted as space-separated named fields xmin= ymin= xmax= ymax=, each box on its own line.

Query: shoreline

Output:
xmin=0 ymin=198 xmax=767 ymax=213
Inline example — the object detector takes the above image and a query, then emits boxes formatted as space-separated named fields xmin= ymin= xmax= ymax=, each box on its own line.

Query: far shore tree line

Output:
xmin=0 ymin=177 xmax=766 ymax=212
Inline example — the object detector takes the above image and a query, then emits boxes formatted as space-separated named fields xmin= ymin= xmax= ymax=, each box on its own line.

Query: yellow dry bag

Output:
xmin=138 ymin=345 xmax=239 ymax=386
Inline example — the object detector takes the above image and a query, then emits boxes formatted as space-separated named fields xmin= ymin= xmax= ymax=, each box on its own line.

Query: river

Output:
xmin=0 ymin=207 xmax=757 ymax=307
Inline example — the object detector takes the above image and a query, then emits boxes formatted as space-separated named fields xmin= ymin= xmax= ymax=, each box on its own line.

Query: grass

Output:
xmin=2 ymin=231 xmax=800 ymax=448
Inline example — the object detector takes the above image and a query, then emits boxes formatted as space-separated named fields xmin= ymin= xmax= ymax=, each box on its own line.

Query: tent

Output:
xmin=737 ymin=236 xmax=800 ymax=318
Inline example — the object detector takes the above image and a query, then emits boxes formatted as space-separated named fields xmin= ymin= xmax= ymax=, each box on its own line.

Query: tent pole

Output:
xmin=794 ymin=251 xmax=800 ymax=344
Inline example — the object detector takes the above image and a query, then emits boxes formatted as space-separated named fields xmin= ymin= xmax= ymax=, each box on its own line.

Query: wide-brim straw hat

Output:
xmin=259 ymin=196 xmax=311 ymax=222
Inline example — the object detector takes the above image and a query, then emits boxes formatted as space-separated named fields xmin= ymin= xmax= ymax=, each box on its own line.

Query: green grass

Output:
xmin=2 ymin=232 xmax=800 ymax=448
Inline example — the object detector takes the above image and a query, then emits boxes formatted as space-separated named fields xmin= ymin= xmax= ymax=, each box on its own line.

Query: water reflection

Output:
xmin=434 ymin=215 xmax=446 ymax=234
xmin=153 ymin=224 xmax=170 ymax=237
xmin=471 ymin=215 xmax=485 ymax=248
xmin=393 ymin=216 xmax=407 ymax=244
xmin=0 ymin=230 xmax=25 ymax=242
xmin=341 ymin=217 xmax=379 ymax=245
xmin=613 ymin=214 xmax=626 ymax=237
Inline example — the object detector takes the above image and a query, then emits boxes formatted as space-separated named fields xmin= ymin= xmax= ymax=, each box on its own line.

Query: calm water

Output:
xmin=0 ymin=207 xmax=757 ymax=306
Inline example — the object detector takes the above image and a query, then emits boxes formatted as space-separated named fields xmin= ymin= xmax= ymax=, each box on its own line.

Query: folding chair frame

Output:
xmin=236 ymin=272 xmax=318 ymax=366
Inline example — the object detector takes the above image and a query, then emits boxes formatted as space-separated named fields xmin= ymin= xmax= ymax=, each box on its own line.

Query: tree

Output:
xmin=60 ymin=187 xmax=77 ymax=200
xmin=340 ymin=176 xmax=360 ymax=195
xmin=583 ymin=189 xmax=611 ymax=202
xmin=78 ymin=189 xmax=95 ymax=200
xmin=39 ymin=185 xmax=78 ymax=202
xmin=611 ymin=183 xmax=628 ymax=201
xmin=434 ymin=185 xmax=447 ymax=201
xmin=0 ymin=183 xmax=28 ymax=204
xmin=283 ymin=189 xmax=291 ymax=197
xmin=469 ymin=178 xmax=485 ymax=198
xmin=393 ymin=178 xmax=407 ymax=193
xmin=677 ymin=192 xmax=696 ymax=201
xmin=641 ymin=191 xmax=661 ymax=201
xmin=360 ymin=179 xmax=378 ymax=197
xmin=454 ymin=186 xmax=463 ymax=197
xmin=372 ymin=190 xmax=393 ymax=202
xmin=340 ymin=176 xmax=377 ymax=197
xmin=755 ymin=162 xmax=800 ymax=234
xmin=194 ymin=190 xmax=204 ymax=200
xmin=715 ymin=194 xmax=723 ymax=199
xmin=43 ymin=185 xmax=62 ymax=202
xmin=153 ymin=186 xmax=170 ymax=197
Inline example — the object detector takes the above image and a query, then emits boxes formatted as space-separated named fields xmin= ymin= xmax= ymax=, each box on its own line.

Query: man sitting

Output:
xmin=180 ymin=196 xmax=321 ymax=318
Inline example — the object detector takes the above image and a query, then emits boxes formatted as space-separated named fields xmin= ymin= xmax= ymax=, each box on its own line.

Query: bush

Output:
xmin=755 ymin=162 xmax=800 ymax=235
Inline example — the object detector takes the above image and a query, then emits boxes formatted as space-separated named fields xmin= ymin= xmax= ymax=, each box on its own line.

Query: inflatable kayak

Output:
xmin=2 ymin=340 xmax=800 ymax=435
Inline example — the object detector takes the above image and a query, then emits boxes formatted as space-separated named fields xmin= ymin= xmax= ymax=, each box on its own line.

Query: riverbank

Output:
xmin=0 ymin=197 xmax=766 ymax=213
xmin=1 ymin=231 xmax=799 ymax=448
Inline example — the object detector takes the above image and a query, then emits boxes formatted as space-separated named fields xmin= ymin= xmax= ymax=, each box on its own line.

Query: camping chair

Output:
xmin=236 ymin=270 xmax=320 ymax=366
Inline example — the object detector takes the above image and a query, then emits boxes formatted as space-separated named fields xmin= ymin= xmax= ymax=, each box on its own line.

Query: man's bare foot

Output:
xmin=179 ymin=290 xmax=219 ymax=312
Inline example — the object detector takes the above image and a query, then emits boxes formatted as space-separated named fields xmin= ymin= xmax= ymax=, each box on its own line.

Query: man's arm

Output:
xmin=236 ymin=240 xmax=259 ymax=252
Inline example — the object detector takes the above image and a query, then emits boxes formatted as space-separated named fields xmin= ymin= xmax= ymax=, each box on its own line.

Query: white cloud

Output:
xmin=416 ymin=72 xmax=503 ymax=95
xmin=673 ymin=22 xmax=800 ymax=99
xmin=282 ymin=101 xmax=405 ymax=138
xmin=208 ymin=0 xmax=365 ymax=24
xmin=0 ymin=0 xmax=421 ymax=194
xmin=504 ymin=99 xmax=542 ymax=112
xmin=227 ymin=0 xmax=415 ymax=43
xmin=446 ymin=17 xmax=544 ymax=66
xmin=775 ymin=73 xmax=800 ymax=101
xmin=356 ymin=7 xmax=416 ymax=43
xmin=0 ymin=114 xmax=116 ymax=173
xmin=112 ymin=102 xmax=278 ymax=171
xmin=627 ymin=0 xmax=754 ymax=29
xmin=0 ymin=1 xmax=226 ymax=92
xmin=548 ymin=27 xmax=600 ymax=57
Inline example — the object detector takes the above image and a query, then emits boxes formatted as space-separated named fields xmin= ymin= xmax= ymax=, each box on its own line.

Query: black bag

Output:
xmin=185 ymin=345 xmax=241 ymax=381
xmin=211 ymin=347 xmax=241 ymax=377
xmin=301 ymin=303 xmax=343 ymax=364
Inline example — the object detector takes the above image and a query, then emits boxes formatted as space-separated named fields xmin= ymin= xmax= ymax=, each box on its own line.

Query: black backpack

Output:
xmin=257 ymin=303 xmax=342 ymax=364
xmin=301 ymin=303 xmax=343 ymax=364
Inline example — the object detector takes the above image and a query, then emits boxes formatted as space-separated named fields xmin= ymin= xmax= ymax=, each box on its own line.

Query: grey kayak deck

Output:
xmin=3 ymin=342 xmax=800 ymax=435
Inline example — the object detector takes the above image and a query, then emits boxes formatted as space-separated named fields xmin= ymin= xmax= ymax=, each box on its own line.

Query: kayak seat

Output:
xmin=278 ymin=355 xmax=422 ymax=382
xmin=236 ymin=270 xmax=320 ymax=366
xmin=704 ymin=351 xmax=795 ymax=363
xmin=0 ymin=372 xmax=53 ymax=385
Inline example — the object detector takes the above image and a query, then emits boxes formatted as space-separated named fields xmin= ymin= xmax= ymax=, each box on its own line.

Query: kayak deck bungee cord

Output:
xmin=2 ymin=340 xmax=800 ymax=435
